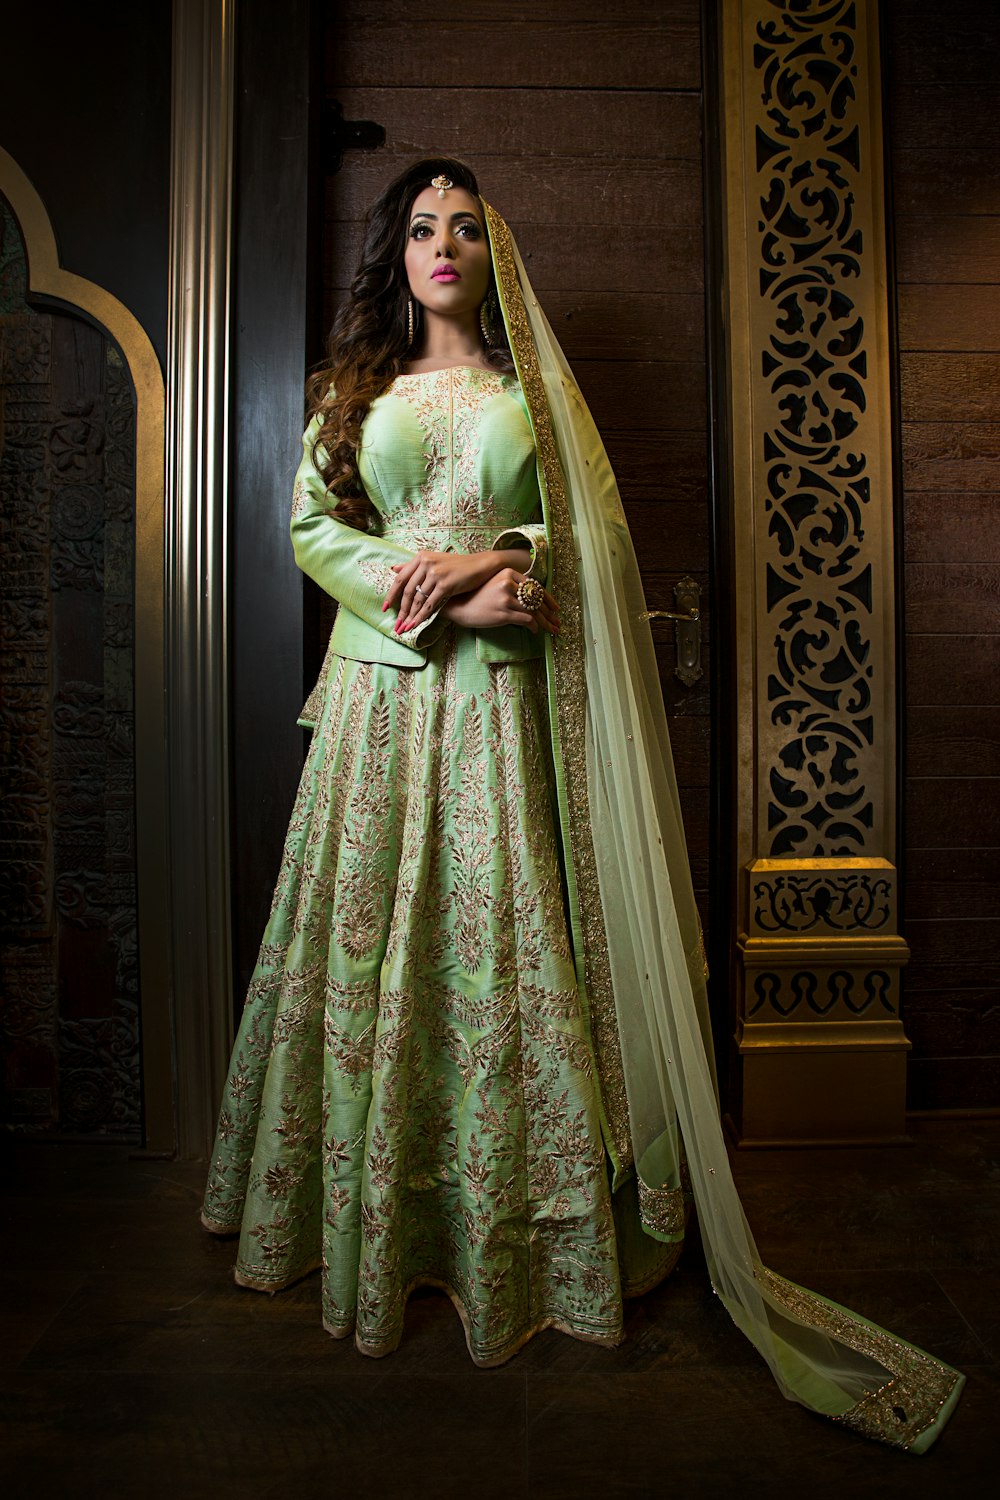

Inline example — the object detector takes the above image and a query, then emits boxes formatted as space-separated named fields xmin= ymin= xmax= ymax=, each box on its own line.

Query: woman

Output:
xmin=203 ymin=159 xmax=963 ymax=1450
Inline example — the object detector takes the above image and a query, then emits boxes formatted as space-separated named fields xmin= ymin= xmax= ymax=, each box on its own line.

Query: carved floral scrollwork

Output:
xmin=752 ymin=871 xmax=892 ymax=932
xmin=753 ymin=0 xmax=881 ymax=856
xmin=0 ymin=314 xmax=49 ymax=382
xmin=749 ymin=966 xmax=896 ymax=1019
xmin=49 ymin=399 xmax=105 ymax=479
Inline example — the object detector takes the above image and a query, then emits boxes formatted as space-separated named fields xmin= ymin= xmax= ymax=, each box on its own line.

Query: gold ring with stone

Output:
xmin=515 ymin=578 xmax=545 ymax=613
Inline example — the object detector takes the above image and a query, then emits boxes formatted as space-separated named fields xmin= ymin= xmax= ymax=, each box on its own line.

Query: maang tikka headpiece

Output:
xmin=431 ymin=174 xmax=453 ymax=198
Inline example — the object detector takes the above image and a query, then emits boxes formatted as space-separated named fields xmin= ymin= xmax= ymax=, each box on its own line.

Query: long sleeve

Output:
xmin=491 ymin=522 xmax=549 ymax=585
xmin=290 ymin=415 xmax=442 ymax=661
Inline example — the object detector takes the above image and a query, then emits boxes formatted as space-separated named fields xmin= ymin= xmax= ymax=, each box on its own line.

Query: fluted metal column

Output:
xmin=166 ymin=0 xmax=237 ymax=1156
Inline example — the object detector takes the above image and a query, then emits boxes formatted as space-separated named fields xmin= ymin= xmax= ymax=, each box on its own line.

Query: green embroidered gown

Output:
xmin=202 ymin=367 xmax=669 ymax=1364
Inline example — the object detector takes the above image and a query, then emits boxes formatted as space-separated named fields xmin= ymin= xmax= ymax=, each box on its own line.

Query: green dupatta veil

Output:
xmin=482 ymin=200 xmax=964 ymax=1453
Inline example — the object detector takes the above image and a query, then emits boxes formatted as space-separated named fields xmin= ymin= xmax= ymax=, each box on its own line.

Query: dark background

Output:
xmin=0 ymin=3 xmax=172 ymax=370
xmin=1 ymin=0 xmax=997 ymax=1142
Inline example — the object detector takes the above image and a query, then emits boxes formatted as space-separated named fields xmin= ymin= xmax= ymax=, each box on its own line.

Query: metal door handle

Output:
xmin=640 ymin=576 xmax=703 ymax=687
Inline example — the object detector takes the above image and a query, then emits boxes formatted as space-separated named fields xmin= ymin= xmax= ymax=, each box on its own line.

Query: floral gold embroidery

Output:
xmin=757 ymin=1267 xmax=964 ymax=1452
xmin=637 ymin=1176 xmax=686 ymax=1240
xmin=484 ymin=201 xmax=632 ymax=1171
xmin=204 ymin=369 xmax=627 ymax=1364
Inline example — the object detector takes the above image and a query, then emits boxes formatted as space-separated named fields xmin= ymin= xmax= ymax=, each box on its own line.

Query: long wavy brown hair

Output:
xmin=307 ymin=157 xmax=514 ymax=531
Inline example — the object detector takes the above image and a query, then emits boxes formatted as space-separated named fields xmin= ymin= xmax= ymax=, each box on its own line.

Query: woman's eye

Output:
xmin=409 ymin=224 xmax=431 ymax=239
xmin=457 ymin=223 xmax=481 ymax=239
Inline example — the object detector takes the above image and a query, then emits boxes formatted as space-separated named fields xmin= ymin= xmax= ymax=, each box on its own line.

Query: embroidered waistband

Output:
xmin=381 ymin=524 xmax=498 ymax=550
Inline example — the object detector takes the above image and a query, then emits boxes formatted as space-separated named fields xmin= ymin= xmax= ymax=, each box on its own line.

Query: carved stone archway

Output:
xmin=0 ymin=146 xmax=172 ymax=1152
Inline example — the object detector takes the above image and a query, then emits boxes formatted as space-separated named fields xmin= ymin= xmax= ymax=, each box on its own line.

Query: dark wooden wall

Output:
xmin=322 ymin=0 xmax=712 ymax=916
xmin=0 ymin=2 xmax=171 ymax=369
xmin=885 ymin=0 xmax=1000 ymax=1110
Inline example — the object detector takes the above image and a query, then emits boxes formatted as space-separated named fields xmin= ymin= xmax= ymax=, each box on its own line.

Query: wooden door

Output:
xmin=320 ymin=0 xmax=713 ymax=929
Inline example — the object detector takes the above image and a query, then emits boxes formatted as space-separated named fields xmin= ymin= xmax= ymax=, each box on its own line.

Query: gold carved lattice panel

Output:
xmin=742 ymin=0 xmax=894 ymax=859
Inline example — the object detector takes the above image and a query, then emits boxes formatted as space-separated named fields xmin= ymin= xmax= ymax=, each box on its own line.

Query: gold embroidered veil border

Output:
xmin=482 ymin=200 xmax=964 ymax=1453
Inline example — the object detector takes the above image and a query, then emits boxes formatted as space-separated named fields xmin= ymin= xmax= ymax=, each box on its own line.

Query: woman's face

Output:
xmin=404 ymin=185 xmax=491 ymax=319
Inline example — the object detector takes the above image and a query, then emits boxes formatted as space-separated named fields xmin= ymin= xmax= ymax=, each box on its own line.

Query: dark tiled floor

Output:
xmin=3 ymin=1120 xmax=998 ymax=1498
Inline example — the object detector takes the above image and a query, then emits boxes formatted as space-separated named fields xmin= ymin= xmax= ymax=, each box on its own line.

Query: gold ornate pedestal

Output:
xmin=739 ymin=858 xmax=909 ymax=1145
xmin=715 ymin=1 xmax=910 ymax=1143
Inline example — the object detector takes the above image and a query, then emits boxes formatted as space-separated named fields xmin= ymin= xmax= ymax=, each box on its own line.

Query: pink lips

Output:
xmin=431 ymin=266 xmax=461 ymax=281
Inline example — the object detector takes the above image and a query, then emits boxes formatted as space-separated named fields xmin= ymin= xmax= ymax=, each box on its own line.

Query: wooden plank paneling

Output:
xmin=905 ymin=563 xmax=1000 ymax=632
xmin=906 ymin=779 xmax=1000 ymax=848
xmin=890 ymin=149 xmax=1000 ymax=217
xmin=662 ymin=714 xmax=711 ymax=788
xmin=907 ymin=846 xmax=1000 ymax=884
xmin=906 ymin=847 xmax=1000 ymax=919
xmin=540 ymin=293 xmax=706 ymax=363
xmin=888 ymin=0 xmax=1000 ymax=1109
xmin=903 ymin=493 xmax=1000 ymax=562
xmin=884 ymin=0 xmax=1000 ymax=82
xmin=891 ymin=85 xmax=1000 ymax=149
xmin=895 ymin=215 xmax=1000 ymax=283
xmin=331 ymin=88 xmax=702 ymax=160
xmin=904 ymin=919 xmax=1000 ymax=966
xmin=905 ymin=993 xmax=1000 ymax=1058
xmin=908 ymin=996 xmax=1000 ymax=1049
xmin=893 ymin=146 xmax=1000 ymax=219
xmin=623 ymin=500 xmax=708 ymax=569
xmin=901 ymin=422 xmax=1000 ymax=491
xmin=898 ymin=285 xmax=1000 ymax=349
xmin=600 ymin=431 xmax=708 ymax=496
xmin=571 ymin=361 xmax=706 ymax=429
xmin=905 ymin=634 xmax=1000 ymax=705
xmin=326 ymin=20 xmax=702 ymax=91
xmin=906 ymin=957 xmax=1000 ymax=993
xmin=900 ymin=353 xmax=1000 ymax=420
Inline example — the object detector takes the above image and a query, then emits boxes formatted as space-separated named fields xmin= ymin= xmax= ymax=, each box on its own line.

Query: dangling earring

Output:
xmin=479 ymin=294 xmax=496 ymax=349
xmin=407 ymin=296 xmax=415 ymax=347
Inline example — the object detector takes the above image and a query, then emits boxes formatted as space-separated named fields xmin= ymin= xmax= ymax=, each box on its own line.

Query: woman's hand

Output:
xmin=440 ymin=569 xmax=560 ymax=636
xmin=386 ymin=548 xmax=531 ymax=634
